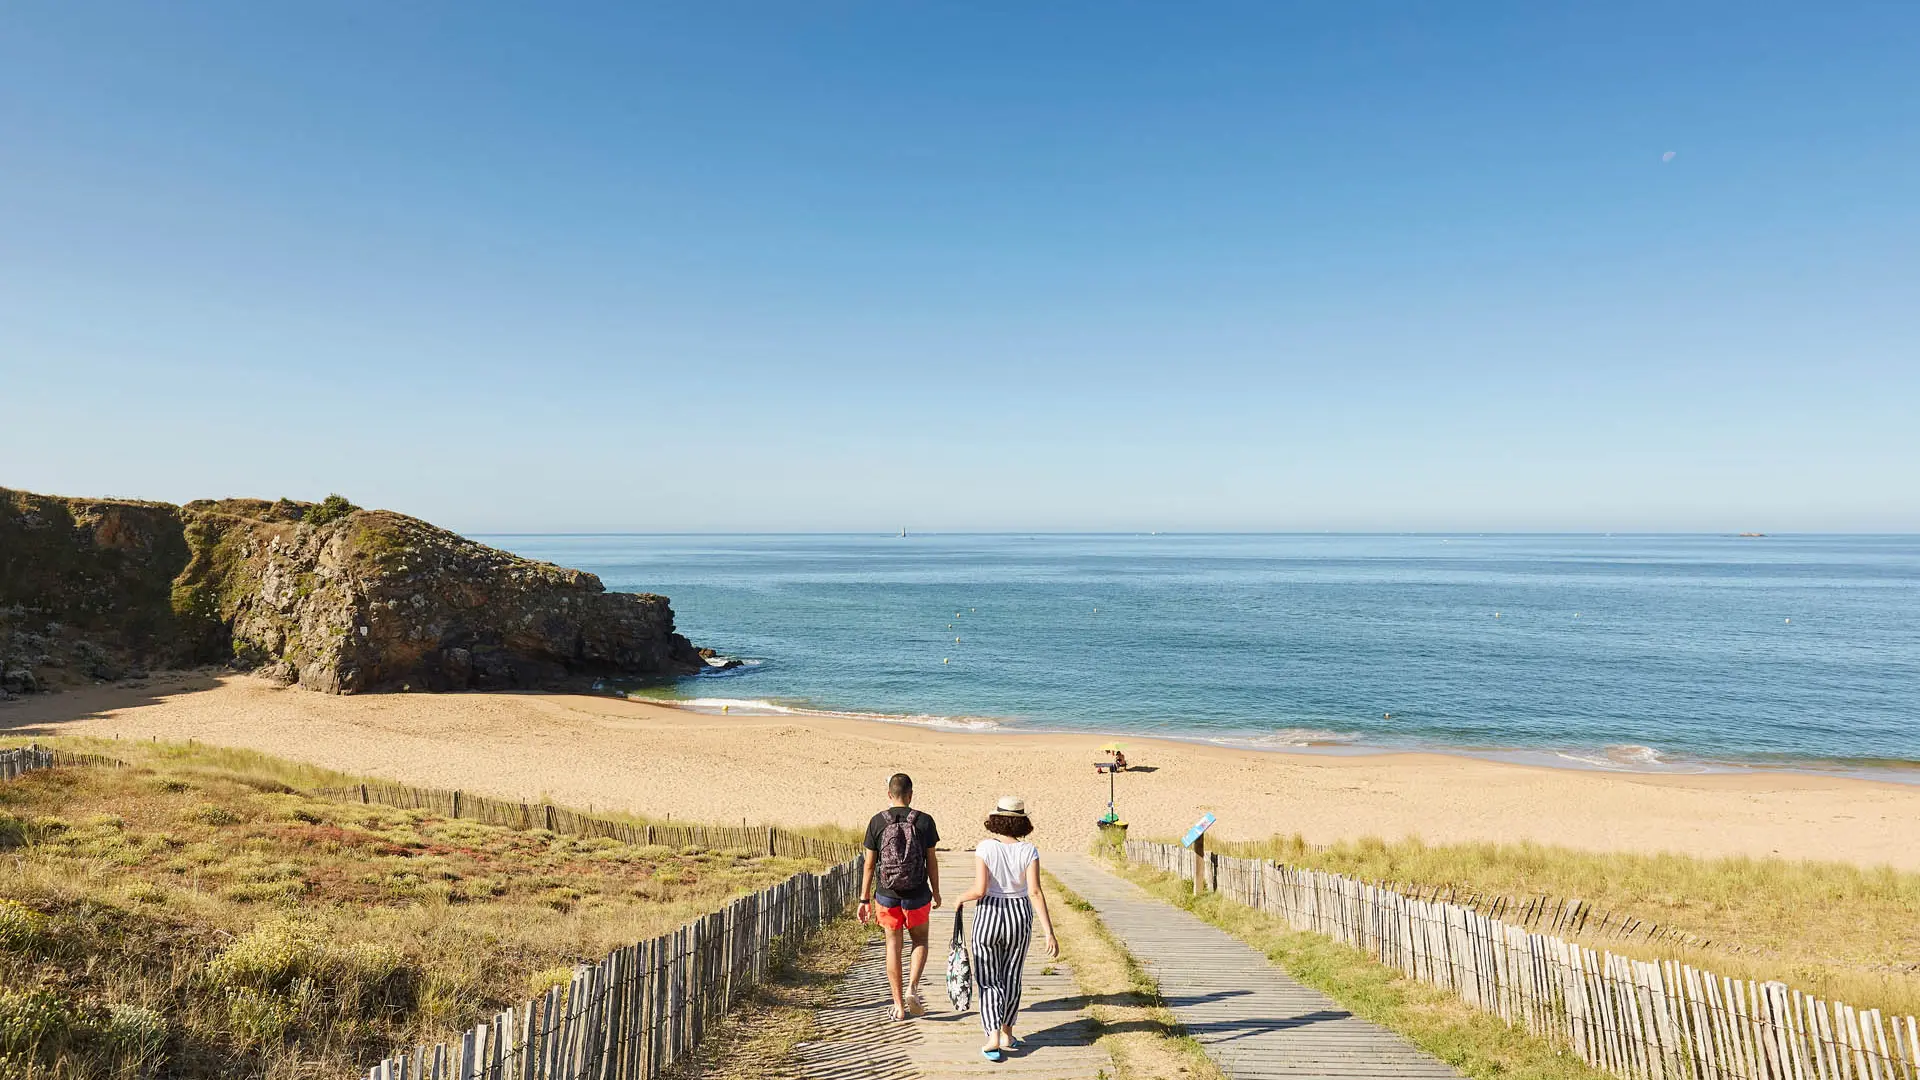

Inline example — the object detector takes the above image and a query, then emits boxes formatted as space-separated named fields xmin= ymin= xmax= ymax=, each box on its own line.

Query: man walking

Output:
xmin=858 ymin=772 xmax=941 ymax=1020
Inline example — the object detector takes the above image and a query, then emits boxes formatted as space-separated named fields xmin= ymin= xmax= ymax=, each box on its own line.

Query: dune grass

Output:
xmin=1106 ymin=857 xmax=1617 ymax=1080
xmin=0 ymin=739 xmax=836 ymax=1079
xmin=1203 ymin=833 xmax=1920 ymax=1016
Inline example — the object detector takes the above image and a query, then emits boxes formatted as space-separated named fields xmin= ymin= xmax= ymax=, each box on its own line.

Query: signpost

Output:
xmin=1182 ymin=812 xmax=1217 ymax=895
xmin=1180 ymin=812 xmax=1216 ymax=848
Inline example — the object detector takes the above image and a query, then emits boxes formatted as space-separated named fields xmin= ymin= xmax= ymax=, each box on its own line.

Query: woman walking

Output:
xmin=954 ymin=796 xmax=1058 ymax=1062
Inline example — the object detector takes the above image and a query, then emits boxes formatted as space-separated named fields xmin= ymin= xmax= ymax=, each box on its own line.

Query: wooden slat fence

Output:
xmin=1166 ymin=840 xmax=1731 ymax=951
xmin=1126 ymin=838 xmax=1920 ymax=1080
xmin=0 ymin=743 xmax=125 ymax=781
xmin=311 ymin=782 xmax=860 ymax=864
xmin=361 ymin=853 xmax=862 ymax=1080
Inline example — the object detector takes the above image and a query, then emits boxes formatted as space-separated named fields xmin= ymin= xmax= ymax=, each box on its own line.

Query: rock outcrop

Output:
xmin=1 ymin=488 xmax=704 ymax=697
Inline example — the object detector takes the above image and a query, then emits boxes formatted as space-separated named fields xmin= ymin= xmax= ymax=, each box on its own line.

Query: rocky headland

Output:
xmin=1 ymin=488 xmax=706 ymax=697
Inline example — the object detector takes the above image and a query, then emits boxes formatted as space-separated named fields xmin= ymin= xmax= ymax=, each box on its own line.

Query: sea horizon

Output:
xmin=480 ymin=532 xmax=1920 ymax=782
xmin=472 ymin=530 xmax=1920 ymax=538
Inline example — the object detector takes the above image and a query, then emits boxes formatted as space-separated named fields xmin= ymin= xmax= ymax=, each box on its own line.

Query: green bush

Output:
xmin=222 ymin=987 xmax=299 ymax=1047
xmin=102 ymin=1002 xmax=168 ymax=1064
xmin=302 ymin=494 xmax=359 ymax=527
xmin=207 ymin=920 xmax=324 ymax=993
xmin=0 ymin=899 xmax=49 ymax=952
xmin=188 ymin=803 xmax=240 ymax=826
xmin=0 ymin=989 xmax=75 ymax=1055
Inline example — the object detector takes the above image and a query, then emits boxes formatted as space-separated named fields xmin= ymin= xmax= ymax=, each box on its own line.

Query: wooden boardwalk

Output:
xmin=791 ymin=923 xmax=1108 ymax=1080
xmin=1048 ymin=855 xmax=1461 ymax=1080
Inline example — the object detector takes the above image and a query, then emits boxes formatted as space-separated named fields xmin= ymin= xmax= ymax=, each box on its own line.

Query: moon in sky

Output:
xmin=1662 ymin=151 xmax=1677 ymax=163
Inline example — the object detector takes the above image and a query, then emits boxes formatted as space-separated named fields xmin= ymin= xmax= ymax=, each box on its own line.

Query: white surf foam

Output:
xmin=1543 ymin=743 xmax=1705 ymax=772
xmin=1206 ymin=727 xmax=1366 ymax=750
xmin=652 ymin=695 xmax=1001 ymax=731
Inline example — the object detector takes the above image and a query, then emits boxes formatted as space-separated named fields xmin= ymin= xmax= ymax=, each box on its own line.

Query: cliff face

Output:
xmin=0 ymin=488 xmax=703 ymax=697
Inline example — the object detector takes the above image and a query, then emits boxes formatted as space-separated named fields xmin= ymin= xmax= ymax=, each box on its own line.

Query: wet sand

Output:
xmin=5 ymin=674 xmax=1917 ymax=869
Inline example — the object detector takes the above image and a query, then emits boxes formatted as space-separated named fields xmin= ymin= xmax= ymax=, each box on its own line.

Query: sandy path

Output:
xmin=5 ymin=674 xmax=1917 ymax=869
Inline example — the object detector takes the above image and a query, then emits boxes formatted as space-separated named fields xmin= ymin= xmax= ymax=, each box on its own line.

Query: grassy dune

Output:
xmin=0 ymin=739 xmax=838 ymax=1079
xmin=1209 ymin=834 xmax=1920 ymax=1017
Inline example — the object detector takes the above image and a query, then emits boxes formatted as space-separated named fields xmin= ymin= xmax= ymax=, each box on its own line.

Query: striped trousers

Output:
xmin=970 ymin=894 xmax=1033 ymax=1035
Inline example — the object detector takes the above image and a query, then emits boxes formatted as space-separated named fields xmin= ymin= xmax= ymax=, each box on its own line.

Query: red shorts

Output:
xmin=875 ymin=900 xmax=930 ymax=930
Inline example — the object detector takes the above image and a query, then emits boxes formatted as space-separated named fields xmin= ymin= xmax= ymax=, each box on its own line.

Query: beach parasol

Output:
xmin=1100 ymin=742 xmax=1126 ymax=753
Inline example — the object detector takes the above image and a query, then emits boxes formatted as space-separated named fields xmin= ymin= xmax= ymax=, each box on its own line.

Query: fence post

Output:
xmin=1193 ymin=833 xmax=1208 ymax=896
xmin=452 ymin=790 xmax=462 ymax=818
xmin=767 ymin=826 xmax=777 ymax=858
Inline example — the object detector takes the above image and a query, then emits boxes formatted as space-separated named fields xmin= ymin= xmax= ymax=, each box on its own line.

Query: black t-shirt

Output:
xmin=863 ymin=806 xmax=940 ymax=905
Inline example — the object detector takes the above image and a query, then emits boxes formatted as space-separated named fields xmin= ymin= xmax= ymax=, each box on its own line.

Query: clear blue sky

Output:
xmin=3 ymin=3 xmax=1915 ymax=532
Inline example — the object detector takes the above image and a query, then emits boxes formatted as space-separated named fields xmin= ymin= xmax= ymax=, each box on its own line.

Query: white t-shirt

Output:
xmin=976 ymin=836 xmax=1039 ymax=898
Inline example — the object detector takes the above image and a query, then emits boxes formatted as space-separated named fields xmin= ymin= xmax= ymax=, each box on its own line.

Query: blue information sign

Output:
xmin=1181 ymin=812 xmax=1217 ymax=848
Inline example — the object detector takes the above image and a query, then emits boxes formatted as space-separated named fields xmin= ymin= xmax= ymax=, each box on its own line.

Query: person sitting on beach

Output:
xmin=953 ymin=796 xmax=1058 ymax=1062
xmin=858 ymin=772 xmax=942 ymax=1021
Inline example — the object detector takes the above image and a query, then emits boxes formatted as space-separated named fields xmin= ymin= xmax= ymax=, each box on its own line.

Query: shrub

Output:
xmin=207 ymin=920 xmax=324 ymax=994
xmin=102 ymin=1002 xmax=168 ymax=1064
xmin=0 ymin=899 xmax=49 ymax=952
xmin=223 ymin=986 xmax=299 ymax=1047
xmin=302 ymin=494 xmax=359 ymax=527
xmin=0 ymin=813 xmax=66 ymax=849
xmin=189 ymin=803 xmax=240 ymax=826
xmin=0 ymin=988 xmax=77 ymax=1056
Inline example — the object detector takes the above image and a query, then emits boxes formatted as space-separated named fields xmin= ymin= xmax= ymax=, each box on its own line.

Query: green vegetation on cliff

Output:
xmin=1 ymin=487 xmax=702 ymax=697
xmin=300 ymin=495 xmax=359 ymax=528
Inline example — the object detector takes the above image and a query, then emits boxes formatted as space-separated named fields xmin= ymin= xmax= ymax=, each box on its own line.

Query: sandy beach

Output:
xmin=4 ymin=673 xmax=1917 ymax=870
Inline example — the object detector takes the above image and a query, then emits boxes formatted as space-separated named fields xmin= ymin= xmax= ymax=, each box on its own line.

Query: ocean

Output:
xmin=480 ymin=533 xmax=1920 ymax=777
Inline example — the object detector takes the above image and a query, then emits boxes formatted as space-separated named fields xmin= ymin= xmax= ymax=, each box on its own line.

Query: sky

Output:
xmin=2 ymin=3 xmax=1916 ymax=533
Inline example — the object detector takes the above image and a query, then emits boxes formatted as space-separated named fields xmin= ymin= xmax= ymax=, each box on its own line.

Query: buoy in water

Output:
xmin=1784 ymin=618 xmax=1791 ymax=623
xmin=1384 ymin=712 xmax=1391 ymax=719
xmin=943 ymin=658 xmax=950 ymax=664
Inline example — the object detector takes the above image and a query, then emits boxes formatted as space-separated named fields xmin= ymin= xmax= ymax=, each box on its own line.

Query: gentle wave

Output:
xmin=622 ymin=688 xmax=1915 ymax=780
xmin=647 ymin=695 xmax=1003 ymax=731
xmin=1205 ymin=728 xmax=1368 ymax=750
xmin=1544 ymin=743 xmax=1711 ymax=773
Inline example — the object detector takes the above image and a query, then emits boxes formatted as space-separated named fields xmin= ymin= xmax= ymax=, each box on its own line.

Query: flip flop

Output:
xmin=981 ymin=1049 xmax=1004 ymax=1063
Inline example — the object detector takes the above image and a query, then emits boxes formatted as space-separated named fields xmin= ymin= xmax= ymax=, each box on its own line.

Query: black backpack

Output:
xmin=878 ymin=809 xmax=928 ymax=893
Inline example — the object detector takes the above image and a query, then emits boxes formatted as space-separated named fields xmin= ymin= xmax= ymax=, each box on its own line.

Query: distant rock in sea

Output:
xmin=0 ymin=488 xmax=704 ymax=697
